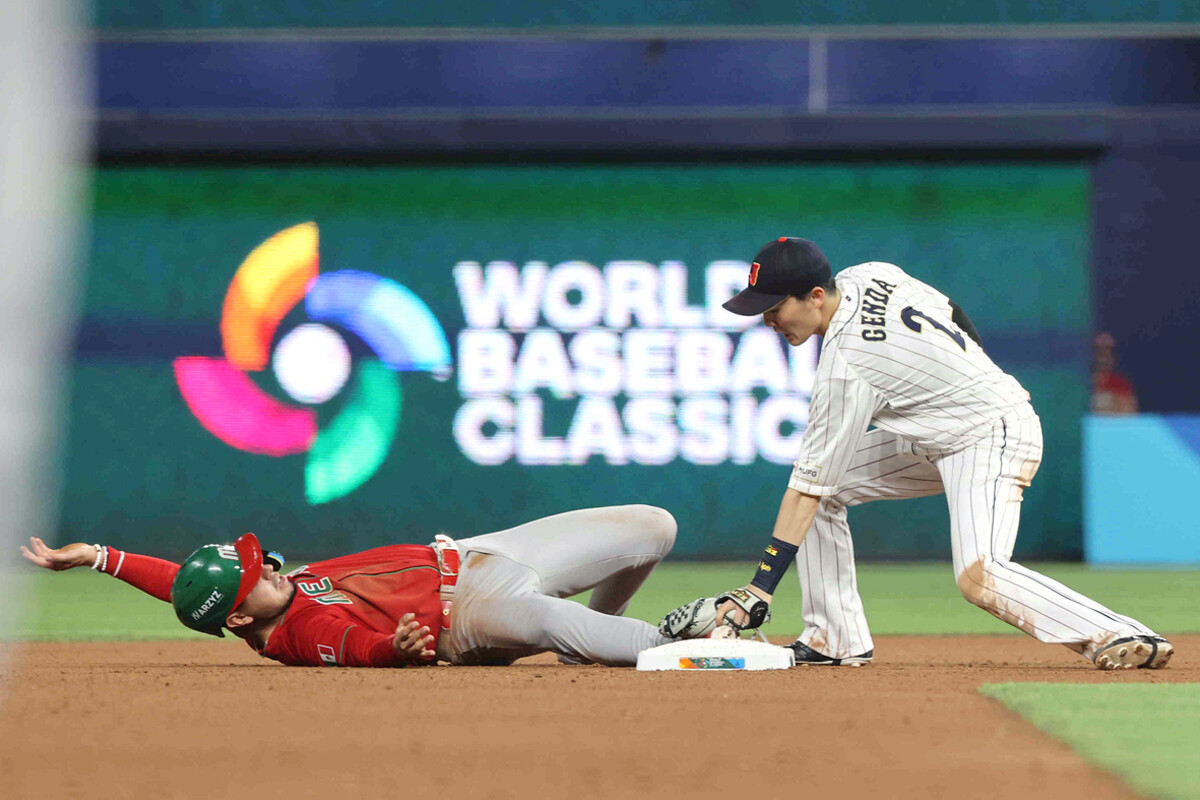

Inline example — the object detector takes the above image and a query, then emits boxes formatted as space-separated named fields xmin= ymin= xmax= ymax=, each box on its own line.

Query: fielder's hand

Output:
xmin=392 ymin=613 xmax=437 ymax=662
xmin=659 ymin=585 xmax=772 ymax=638
xmin=714 ymin=586 xmax=772 ymax=631
xmin=20 ymin=538 xmax=98 ymax=571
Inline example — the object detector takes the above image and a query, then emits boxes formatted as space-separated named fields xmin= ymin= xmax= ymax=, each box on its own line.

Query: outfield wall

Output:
xmin=73 ymin=164 xmax=1088 ymax=559
xmin=81 ymin=28 xmax=1200 ymax=560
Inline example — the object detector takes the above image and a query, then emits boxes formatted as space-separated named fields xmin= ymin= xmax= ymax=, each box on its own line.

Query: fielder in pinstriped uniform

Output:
xmin=660 ymin=238 xmax=1172 ymax=671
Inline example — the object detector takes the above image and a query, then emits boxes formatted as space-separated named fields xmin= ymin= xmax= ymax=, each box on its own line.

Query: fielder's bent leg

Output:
xmin=795 ymin=429 xmax=944 ymax=659
xmin=938 ymin=404 xmax=1157 ymax=659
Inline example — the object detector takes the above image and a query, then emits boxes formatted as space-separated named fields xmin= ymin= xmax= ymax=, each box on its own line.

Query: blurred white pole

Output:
xmin=0 ymin=0 xmax=89 ymax=670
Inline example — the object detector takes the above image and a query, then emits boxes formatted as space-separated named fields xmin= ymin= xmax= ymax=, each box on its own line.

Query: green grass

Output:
xmin=981 ymin=683 xmax=1200 ymax=800
xmin=5 ymin=562 xmax=1198 ymax=641
xmin=624 ymin=562 xmax=1200 ymax=637
xmin=3 ymin=571 xmax=209 ymax=641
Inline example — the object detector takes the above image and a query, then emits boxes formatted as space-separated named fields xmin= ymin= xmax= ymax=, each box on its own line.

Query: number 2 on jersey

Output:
xmin=900 ymin=306 xmax=966 ymax=351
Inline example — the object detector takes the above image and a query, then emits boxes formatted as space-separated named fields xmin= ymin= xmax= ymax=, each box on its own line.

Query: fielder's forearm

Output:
xmin=770 ymin=489 xmax=821 ymax=549
xmin=747 ymin=489 xmax=821 ymax=601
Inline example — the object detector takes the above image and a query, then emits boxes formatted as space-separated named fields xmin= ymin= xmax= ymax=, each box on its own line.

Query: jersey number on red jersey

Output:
xmin=295 ymin=576 xmax=353 ymax=605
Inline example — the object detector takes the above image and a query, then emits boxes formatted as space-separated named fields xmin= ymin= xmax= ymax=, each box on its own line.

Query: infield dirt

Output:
xmin=3 ymin=634 xmax=1196 ymax=800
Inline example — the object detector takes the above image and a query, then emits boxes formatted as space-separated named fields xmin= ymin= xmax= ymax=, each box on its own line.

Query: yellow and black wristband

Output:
xmin=749 ymin=537 xmax=800 ymax=595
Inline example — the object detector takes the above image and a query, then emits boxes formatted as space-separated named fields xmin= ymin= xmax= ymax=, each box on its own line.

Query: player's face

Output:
xmin=236 ymin=563 xmax=295 ymax=620
xmin=762 ymin=294 xmax=825 ymax=346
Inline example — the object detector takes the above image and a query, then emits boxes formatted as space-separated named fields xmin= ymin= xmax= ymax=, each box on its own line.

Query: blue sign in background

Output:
xmin=1085 ymin=415 xmax=1200 ymax=564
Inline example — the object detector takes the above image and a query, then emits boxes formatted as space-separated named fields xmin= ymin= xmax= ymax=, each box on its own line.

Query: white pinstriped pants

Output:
xmin=795 ymin=402 xmax=1156 ymax=660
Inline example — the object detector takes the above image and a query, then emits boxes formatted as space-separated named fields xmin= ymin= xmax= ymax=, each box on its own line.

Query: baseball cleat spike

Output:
xmin=1092 ymin=635 xmax=1174 ymax=670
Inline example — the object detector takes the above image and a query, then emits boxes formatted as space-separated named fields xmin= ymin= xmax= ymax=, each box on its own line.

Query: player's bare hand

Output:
xmin=392 ymin=613 xmax=437 ymax=662
xmin=715 ymin=586 xmax=771 ymax=630
xmin=19 ymin=538 xmax=98 ymax=571
xmin=715 ymin=599 xmax=749 ymax=628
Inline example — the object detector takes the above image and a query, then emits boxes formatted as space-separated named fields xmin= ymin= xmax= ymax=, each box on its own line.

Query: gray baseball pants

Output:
xmin=435 ymin=505 xmax=676 ymax=667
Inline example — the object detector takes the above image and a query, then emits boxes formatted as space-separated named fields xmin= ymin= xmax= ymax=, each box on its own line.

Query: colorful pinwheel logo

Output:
xmin=173 ymin=222 xmax=451 ymax=504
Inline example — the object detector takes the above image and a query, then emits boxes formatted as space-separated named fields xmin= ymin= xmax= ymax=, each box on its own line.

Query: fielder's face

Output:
xmin=762 ymin=292 xmax=828 ymax=346
xmin=235 ymin=563 xmax=295 ymax=620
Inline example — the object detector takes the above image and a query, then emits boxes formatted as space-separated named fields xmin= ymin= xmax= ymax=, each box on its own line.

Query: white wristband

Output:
xmin=91 ymin=544 xmax=105 ymax=571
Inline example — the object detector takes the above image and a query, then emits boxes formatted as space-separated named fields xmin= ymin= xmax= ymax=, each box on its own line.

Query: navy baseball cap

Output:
xmin=722 ymin=237 xmax=832 ymax=316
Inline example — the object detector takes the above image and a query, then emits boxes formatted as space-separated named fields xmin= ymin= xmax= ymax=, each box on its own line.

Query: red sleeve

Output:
xmin=269 ymin=607 xmax=423 ymax=668
xmin=99 ymin=547 xmax=179 ymax=603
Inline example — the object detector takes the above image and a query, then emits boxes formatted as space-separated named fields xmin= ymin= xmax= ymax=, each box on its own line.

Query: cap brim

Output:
xmin=722 ymin=289 xmax=789 ymax=316
xmin=232 ymin=532 xmax=264 ymax=609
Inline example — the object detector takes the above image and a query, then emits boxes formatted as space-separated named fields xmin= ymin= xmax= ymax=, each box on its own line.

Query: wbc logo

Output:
xmin=173 ymin=223 xmax=451 ymax=505
xmin=749 ymin=262 xmax=761 ymax=286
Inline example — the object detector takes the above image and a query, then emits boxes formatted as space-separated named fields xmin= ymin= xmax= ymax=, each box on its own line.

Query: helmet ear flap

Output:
xmin=171 ymin=534 xmax=265 ymax=636
xmin=171 ymin=544 xmax=242 ymax=636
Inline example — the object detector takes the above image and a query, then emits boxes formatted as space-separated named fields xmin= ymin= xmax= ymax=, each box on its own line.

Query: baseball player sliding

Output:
xmin=661 ymin=238 xmax=1173 ymax=671
xmin=22 ymin=505 xmax=694 ymax=667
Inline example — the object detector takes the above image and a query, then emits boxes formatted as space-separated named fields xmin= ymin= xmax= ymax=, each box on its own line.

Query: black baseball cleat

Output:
xmin=787 ymin=640 xmax=874 ymax=667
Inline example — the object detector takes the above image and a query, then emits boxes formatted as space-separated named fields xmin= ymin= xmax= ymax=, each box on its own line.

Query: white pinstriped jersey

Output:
xmin=789 ymin=262 xmax=1030 ymax=496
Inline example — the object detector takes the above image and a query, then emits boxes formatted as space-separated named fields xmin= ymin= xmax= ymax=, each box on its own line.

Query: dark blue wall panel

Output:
xmin=97 ymin=37 xmax=1200 ymax=114
xmin=98 ymin=39 xmax=811 ymax=111
xmin=1092 ymin=144 xmax=1200 ymax=412
xmin=828 ymin=39 xmax=1200 ymax=106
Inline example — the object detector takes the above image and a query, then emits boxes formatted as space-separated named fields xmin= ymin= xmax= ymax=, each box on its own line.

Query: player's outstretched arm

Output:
xmin=392 ymin=613 xmax=437 ymax=662
xmin=20 ymin=537 xmax=98 ymax=571
xmin=21 ymin=537 xmax=179 ymax=602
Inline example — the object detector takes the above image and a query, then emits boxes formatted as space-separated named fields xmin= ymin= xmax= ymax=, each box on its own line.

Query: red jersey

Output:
xmin=264 ymin=546 xmax=443 ymax=667
xmin=1092 ymin=371 xmax=1138 ymax=414
xmin=100 ymin=544 xmax=443 ymax=668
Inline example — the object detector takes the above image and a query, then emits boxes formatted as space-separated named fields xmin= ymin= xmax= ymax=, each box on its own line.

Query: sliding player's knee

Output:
xmin=625 ymin=504 xmax=677 ymax=555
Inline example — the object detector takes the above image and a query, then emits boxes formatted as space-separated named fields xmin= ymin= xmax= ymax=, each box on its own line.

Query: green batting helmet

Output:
xmin=171 ymin=532 xmax=264 ymax=637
